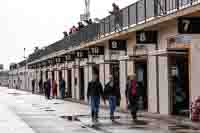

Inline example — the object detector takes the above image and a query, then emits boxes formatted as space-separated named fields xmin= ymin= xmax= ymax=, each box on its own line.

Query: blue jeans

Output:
xmin=90 ymin=96 xmax=100 ymax=113
xmin=109 ymin=96 xmax=117 ymax=113
xmin=60 ymin=88 xmax=65 ymax=99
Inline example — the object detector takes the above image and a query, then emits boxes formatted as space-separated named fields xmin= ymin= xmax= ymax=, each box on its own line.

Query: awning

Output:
xmin=99 ymin=60 xmax=119 ymax=64
xmin=119 ymin=54 xmax=147 ymax=61
xmin=86 ymin=62 xmax=96 ymax=65
xmin=149 ymin=48 xmax=188 ymax=56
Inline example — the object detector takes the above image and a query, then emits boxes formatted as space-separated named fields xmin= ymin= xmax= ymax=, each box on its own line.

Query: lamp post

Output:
xmin=24 ymin=48 xmax=27 ymax=90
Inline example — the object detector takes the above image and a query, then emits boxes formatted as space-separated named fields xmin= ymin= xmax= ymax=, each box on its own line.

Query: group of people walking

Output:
xmin=35 ymin=77 xmax=66 ymax=100
xmin=87 ymin=72 xmax=138 ymax=123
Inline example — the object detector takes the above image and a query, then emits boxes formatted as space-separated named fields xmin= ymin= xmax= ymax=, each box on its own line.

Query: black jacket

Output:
xmin=104 ymin=80 xmax=120 ymax=97
xmin=87 ymin=80 xmax=104 ymax=100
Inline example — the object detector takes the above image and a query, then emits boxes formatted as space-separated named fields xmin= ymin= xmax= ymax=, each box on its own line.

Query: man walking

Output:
xmin=59 ymin=77 xmax=66 ymax=99
xmin=87 ymin=73 xmax=105 ymax=123
xmin=44 ymin=78 xmax=51 ymax=99
xmin=39 ymin=79 xmax=43 ymax=94
xmin=32 ymin=79 xmax=35 ymax=94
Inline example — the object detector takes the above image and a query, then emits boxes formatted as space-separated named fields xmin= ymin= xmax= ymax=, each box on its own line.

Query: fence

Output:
xmin=76 ymin=0 xmax=200 ymax=44
xmin=28 ymin=0 xmax=200 ymax=62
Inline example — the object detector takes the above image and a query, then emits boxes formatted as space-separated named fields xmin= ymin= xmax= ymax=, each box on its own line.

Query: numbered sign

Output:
xmin=89 ymin=46 xmax=104 ymax=55
xmin=136 ymin=31 xmax=158 ymax=44
xmin=178 ymin=17 xmax=200 ymax=34
xmin=66 ymin=53 xmax=75 ymax=61
xmin=109 ymin=40 xmax=127 ymax=50
xmin=75 ymin=50 xmax=88 ymax=59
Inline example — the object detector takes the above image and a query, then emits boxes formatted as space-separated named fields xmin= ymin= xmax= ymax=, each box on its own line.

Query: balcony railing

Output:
xmin=28 ymin=0 xmax=200 ymax=63
xmin=75 ymin=0 xmax=200 ymax=44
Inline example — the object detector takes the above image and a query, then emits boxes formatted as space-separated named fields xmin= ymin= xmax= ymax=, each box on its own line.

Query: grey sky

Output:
xmin=0 ymin=0 xmax=136 ymax=69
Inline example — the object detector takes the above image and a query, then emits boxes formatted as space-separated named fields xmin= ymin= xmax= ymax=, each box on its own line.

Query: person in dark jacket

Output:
xmin=44 ymin=78 xmax=51 ymax=99
xmin=87 ymin=73 xmax=105 ymax=123
xmin=104 ymin=75 xmax=119 ymax=121
xmin=39 ymin=79 xmax=43 ymax=94
xmin=32 ymin=79 xmax=35 ymax=94
xmin=59 ymin=78 xmax=66 ymax=99
xmin=126 ymin=74 xmax=138 ymax=122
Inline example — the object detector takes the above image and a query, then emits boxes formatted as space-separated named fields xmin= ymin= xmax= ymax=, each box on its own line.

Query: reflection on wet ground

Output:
xmin=8 ymin=92 xmax=22 ymax=96
xmin=60 ymin=114 xmax=200 ymax=133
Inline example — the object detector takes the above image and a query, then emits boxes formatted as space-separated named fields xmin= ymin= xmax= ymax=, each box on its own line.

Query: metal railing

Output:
xmin=76 ymin=0 xmax=199 ymax=44
xmin=28 ymin=0 xmax=200 ymax=63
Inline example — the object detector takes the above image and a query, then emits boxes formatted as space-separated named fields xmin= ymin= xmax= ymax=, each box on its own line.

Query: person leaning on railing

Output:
xmin=109 ymin=3 xmax=122 ymax=32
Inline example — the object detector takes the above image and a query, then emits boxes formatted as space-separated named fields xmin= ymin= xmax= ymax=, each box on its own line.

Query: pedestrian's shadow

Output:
xmin=134 ymin=120 xmax=149 ymax=125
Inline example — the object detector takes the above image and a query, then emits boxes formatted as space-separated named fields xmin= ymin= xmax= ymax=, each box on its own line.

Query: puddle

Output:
xmin=168 ymin=124 xmax=199 ymax=131
xmin=53 ymin=102 xmax=64 ymax=105
xmin=45 ymin=109 xmax=56 ymax=112
xmin=8 ymin=92 xmax=22 ymax=96
xmin=60 ymin=115 xmax=79 ymax=121
xmin=40 ymin=107 xmax=50 ymax=109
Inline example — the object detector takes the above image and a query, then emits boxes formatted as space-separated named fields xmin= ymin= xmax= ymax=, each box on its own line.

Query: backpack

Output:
xmin=104 ymin=81 xmax=112 ymax=96
xmin=131 ymin=80 xmax=137 ymax=96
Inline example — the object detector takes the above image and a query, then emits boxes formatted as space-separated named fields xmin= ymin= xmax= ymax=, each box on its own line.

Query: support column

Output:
xmin=72 ymin=62 xmax=76 ymax=99
xmin=99 ymin=55 xmax=105 ymax=87
xmin=147 ymin=45 xmax=158 ymax=113
xmin=105 ymin=43 xmax=110 ymax=83
xmin=191 ymin=35 xmax=200 ymax=101
xmin=84 ymin=63 xmax=89 ymax=102
xmin=75 ymin=59 xmax=80 ymax=100
xmin=119 ymin=51 xmax=127 ymax=110
xmin=158 ymin=56 xmax=170 ymax=115
xmin=55 ymin=69 xmax=59 ymax=97
xmin=88 ymin=55 xmax=93 ymax=81
xmin=120 ymin=60 xmax=127 ymax=110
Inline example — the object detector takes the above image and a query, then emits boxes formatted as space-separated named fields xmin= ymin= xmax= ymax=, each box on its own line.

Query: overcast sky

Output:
xmin=0 ymin=0 xmax=137 ymax=70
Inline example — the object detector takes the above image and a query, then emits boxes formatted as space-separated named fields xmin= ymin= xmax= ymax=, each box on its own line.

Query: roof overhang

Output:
xmin=149 ymin=48 xmax=188 ymax=56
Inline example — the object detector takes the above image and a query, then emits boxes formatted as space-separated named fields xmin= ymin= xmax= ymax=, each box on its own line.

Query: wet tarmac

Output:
xmin=0 ymin=88 xmax=200 ymax=133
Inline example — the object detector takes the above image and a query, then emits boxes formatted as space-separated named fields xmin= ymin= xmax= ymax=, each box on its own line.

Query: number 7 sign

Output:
xmin=178 ymin=17 xmax=200 ymax=34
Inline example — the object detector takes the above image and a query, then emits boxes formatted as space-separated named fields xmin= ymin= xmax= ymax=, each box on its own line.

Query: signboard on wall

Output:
xmin=65 ymin=53 xmax=75 ymax=61
xmin=89 ymin=46 xmax=104 ymax=55
xmin=178 ymin=17 xmax=200 ymax=34
xmin=75 ymin=50 xmax=88 ymax=58
xmin=136 ymin=31 xmax=158 ymax=44
xmin=109 ymin=40 xmax=127 ymax=50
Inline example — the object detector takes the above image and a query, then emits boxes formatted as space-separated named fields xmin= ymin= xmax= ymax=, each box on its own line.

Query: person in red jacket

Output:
xmin=126 ymin=74 xmax=138 ymax=122
xmin=52 ymin=79 xmax=57 ymax=99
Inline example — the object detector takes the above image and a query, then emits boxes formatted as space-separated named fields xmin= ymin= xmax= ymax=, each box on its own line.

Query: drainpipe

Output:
xmin=156 ymin=36 xmax=160 ymax=113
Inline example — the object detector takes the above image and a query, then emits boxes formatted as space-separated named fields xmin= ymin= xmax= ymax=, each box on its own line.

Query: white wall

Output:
xmin=190 ymin=35 xmax=200 ymax=101
xmin=147 ymin=45 xmax=158 ymax=113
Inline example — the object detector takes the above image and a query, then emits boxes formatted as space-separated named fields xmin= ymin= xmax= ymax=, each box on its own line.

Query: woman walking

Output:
xmin=104 ymin=75 xmax=120 ymax=122
xmin=126 ymin=74 xmax=138 ymax=122
xmin=52 ymin=79 xmax=58 ymax=99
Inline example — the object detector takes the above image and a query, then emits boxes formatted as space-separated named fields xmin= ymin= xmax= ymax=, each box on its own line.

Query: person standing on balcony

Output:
xmin=109 ymin=3 xmax=122 ymax=31
xmin=78 ymin=22 xmax=84 ymax=30
xmin=87 ymin=72 xmax=105 ymax=123
xmin=59 ymin=77 xmax=66 ymax=99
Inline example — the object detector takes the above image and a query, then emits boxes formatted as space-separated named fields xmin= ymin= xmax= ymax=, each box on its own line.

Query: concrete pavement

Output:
xmin=0 ymin=92 xmax=34 ymax=133
xmin=0 ymin=87 xmax=200 ymax=133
